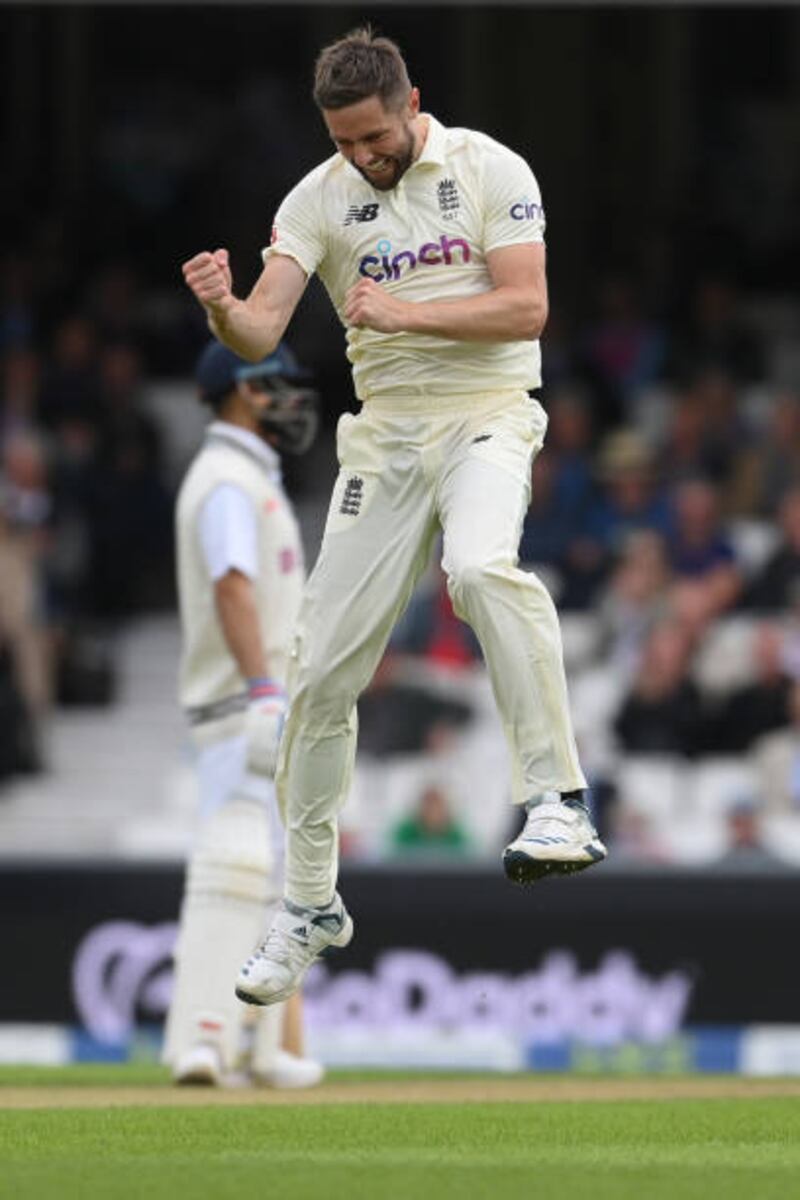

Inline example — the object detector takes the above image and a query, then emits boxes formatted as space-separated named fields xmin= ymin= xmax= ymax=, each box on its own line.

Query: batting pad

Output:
xmin=163 ymin=794 xmax=283 ymax=1076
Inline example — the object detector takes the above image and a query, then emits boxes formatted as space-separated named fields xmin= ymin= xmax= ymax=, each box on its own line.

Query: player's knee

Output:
xmin=445 ymin=557 xmax=492 ymax=604
xmin=292 ymin=668 xmax=352 ymax=732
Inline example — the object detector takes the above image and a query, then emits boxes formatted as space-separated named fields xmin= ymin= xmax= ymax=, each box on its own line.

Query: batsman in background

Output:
xmin=163 ymin=339 xmax=323 ymax=1086
xmin=181 ymin=27 xmax=607 ymax=1010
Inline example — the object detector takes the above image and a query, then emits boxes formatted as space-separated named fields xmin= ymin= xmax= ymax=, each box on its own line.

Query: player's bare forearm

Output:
xmin=206 ymin=297 xmax=284 ymax=362
xmin=403 ymin=285 xmax=546 ymax=341
xmin=182 ymin=251 xmax=307 ymax=362
xmin=214 ymin=570 xmax=269 ymax=680
xmin=345 ymin=281 xmax=546 ymax=342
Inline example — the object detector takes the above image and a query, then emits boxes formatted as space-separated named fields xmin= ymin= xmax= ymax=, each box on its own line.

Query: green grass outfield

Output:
xmin=2 ymin=1066 xmax=800 ymax=1200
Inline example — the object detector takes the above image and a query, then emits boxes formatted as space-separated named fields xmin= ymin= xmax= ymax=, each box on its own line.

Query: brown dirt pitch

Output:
xmin=3 ymin=1075 xmax=800 ymax=1110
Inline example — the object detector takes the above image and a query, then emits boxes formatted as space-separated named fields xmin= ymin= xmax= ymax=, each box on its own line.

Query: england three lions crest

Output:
xmin=437 ymin=178 xmax=460 ymax=221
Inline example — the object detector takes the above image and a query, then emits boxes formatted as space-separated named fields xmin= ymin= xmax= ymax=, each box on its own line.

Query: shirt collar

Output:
xmin=206 ymin=420 xmax=282 ymax=483
xmin=413 ymin=114 xmax=447 ymax=168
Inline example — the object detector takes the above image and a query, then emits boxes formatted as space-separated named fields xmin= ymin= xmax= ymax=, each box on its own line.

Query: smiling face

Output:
xmin=323 ymin=90 xmax=422 ymax=191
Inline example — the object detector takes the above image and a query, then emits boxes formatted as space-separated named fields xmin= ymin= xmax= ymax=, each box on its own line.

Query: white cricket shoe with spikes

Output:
xmin=503 ymin=799 xmax=607 ymax=885
xmin=235 ymin=894 xmax=353 ymax=1006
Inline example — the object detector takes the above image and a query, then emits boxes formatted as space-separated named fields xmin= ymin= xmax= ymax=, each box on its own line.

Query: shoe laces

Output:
xmin=251 ymin=901 xmax=340 ymax=967
xmin=522 ymin=801 xmax=583 ymax=841
xmin=257 ymin=927 xmax=296 ymax=967
xmin=248 ymin=911 xmax=305 ymax=968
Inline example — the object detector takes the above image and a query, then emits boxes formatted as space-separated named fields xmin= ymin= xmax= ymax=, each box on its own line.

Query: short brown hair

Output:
xmin=313 ymin=27 xmax=411 ymax=111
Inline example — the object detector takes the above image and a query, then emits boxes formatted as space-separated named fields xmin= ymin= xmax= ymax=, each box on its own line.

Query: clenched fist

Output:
xmin=182 ymin=248 xmax=236 ymax=316
xmin=344 ymin=278 xmax=411 ymax=333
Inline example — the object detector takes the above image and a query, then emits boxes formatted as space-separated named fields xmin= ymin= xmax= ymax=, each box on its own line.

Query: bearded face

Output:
xmin=350 ymin=122 xmax=416 ymax=191
xmin=324 ymin=92 xmax=422 ymax=192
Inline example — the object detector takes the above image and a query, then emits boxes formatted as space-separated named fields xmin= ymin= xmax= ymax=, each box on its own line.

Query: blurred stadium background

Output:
xmin=2 ymin=1 xmax=800 ymax=1076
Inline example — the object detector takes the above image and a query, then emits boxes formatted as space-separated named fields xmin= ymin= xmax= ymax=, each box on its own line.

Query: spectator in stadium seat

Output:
xmin=684 ymin=370 xmax=740 ymax=480
xmin=613 ymin=618 xmax=706 ymax=757
xmin=656 ymin=377 xmax=737 ymax=489
xmin=712 ymin=799 xmax=790 ymax=872
xmin=1 ymin=430 xmax=52 ymax=540
xmin=588 ymin=430 xmax=672 ymax=550
xmin=744 ymin=486 xmax=800 ymax=612
xmin=727 ymin=391 xmax=800 ymax=518
xmin=666 ymin=476 xmax=742 ymax=636
xmin=703 ymin=623 xmax=792 ymax=755
xmin=561 ymin=430 xmax=670 ymax=609
xmin=389 ymin=783 xmax=471 ymax=857
xmin=595 ymin=529 xmax=673 ymax=679
xmin=606 ymin=805 xmax=673 ymax=865
xmin=0 ymin=347 xmax=41 ymax=444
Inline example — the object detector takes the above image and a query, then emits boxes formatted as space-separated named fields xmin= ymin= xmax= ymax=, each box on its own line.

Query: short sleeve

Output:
xmin=261 ymin=177 xmax=326 ymax=278
xmin=482 ymin=148 xmax=546 ymax=253
xmin=199 ymin=484 xmax=260 ymax=582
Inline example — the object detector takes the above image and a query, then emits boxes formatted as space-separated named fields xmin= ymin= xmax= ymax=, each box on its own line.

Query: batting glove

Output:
xmin=245 ymin=678 xmax=288 ymax=778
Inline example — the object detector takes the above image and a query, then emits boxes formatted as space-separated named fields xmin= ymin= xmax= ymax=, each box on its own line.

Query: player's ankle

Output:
xmin=561 ymin=789 xmax=590 ymax=815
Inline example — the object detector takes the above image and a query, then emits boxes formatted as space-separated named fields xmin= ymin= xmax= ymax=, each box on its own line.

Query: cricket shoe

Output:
xmin=173 ymin=1043 xmax=223 ymax=1086
xmin=503 ymin=799 xmax=607 ymax=886
xmin=256 ymin=1050 xmax=325 ymax=1090
xmin=235 ymin=894 xmax=353 ymax=1007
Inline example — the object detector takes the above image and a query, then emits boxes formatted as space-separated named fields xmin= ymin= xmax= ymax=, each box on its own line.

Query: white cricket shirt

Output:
xmin=198 ymin=425 xmax=281 ymax=582
xmin=175 ymin=421 xmax=304 ymax=738
xmin=264 ymin=115 xmax=546 ymax=401
xmin=199 ymin=483 xmax=260 ymax=582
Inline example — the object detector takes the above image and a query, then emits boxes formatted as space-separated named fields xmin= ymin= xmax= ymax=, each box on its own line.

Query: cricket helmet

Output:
xmin=196 ymin=339 xmax=319 ymax=455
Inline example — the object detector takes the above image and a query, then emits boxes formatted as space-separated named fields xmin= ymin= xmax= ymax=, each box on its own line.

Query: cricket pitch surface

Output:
xmin=3 ymin=1073 xmax=800 ymax=1109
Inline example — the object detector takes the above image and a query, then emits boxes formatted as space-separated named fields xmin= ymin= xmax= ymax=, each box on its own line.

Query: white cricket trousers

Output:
xmin=277 ymin=388 xmax=586 ymax=906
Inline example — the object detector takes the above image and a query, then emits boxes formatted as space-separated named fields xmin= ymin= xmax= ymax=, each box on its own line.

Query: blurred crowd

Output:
xmin=3 ymin=241 xmax=800 ymax=870
xmin=0 ymin=248 xmax=199 ymax=782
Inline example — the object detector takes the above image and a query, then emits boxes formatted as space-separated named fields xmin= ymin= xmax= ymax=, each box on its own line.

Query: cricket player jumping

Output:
xmin=181 ymin=27 xmax=606 ymax=1009
xmin=164 ymin=339 xmax=323 ymax=1083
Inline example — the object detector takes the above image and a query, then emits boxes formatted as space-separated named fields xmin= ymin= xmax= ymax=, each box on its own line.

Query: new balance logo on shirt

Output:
xmin=340 ymin=476 xmax=364 ymax=516
xmin=344 ymin=204 xmax=380 ymax=226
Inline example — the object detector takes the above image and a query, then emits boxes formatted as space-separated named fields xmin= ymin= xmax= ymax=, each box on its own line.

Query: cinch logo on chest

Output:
xmin=340 ymin=475 xmax=364 ymax=516
xmin=358 ymin=234 xmax=472 ymax=283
